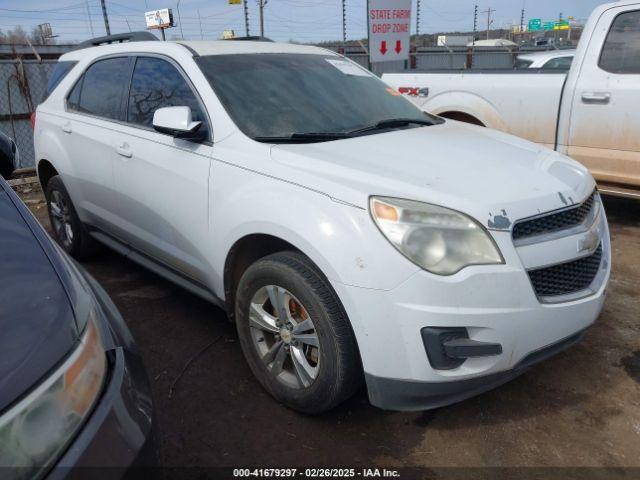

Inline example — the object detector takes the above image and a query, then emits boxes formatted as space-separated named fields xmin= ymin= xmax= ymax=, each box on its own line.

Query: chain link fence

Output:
xmin=0 ymin=59 xmax=58 ymax=169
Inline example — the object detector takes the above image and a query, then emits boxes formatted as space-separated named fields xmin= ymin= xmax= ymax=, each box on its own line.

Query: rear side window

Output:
xmin=127 ymin=56 xmax=208 ymax=136
xmin=541 ymin=56 xmax=573 ymax=70
xmin=68 ymin=57 xmax=131 ymax=120
xmin=514 ymin=58 xmax=533 ymax=69
xmin=44 ymin=61 xmax=77 ymax=101
xmin=599 ymin=10 xmax=640 ymax=74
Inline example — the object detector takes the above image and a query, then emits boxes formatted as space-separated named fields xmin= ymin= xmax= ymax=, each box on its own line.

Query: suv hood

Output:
xmin=0 ymin=184 xmax=78 ymax=413
xmin=270 ymin=120 xmax=595 ymax=229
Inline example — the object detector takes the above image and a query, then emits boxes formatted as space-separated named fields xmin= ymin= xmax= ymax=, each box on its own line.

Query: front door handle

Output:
xmin=581 ymin=92 xmax=611 ymax=104
xmin=61 ymin=122 xmax=72 ymax=134
xmin=116 ymin=143 xmax=133 ymax=158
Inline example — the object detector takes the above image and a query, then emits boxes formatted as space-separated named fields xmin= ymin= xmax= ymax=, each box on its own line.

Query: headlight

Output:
xmin=370 ymin=197 xmax=504 ymax=275
xmin=0 ymin=312 xmax=106 ymax=478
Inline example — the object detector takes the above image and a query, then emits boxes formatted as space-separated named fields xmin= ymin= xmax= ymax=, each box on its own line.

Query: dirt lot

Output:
xmin=15 ymin=181 xmax=640 ymax=471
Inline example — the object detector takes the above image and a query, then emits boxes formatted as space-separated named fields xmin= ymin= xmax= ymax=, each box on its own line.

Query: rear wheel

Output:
xmin=45 ymin=175 xmax=97 ymax=258
xmin=235 ymin=251 xmax=361 ymax=414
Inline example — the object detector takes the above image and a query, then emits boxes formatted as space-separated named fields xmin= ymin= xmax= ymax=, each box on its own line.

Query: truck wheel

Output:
xmin=235 ymin=251 xmax=361 ymax=414
xmin=45 ymin=175 xmax=97 ymax=259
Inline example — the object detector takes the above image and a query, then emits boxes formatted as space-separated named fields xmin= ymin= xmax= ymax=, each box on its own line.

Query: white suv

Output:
xmin=34 ymin=35 xmax=611 ymax=413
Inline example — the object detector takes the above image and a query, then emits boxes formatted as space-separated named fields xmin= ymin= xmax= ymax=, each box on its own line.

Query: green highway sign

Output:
xmin=543 ymin=21 xmax=555 ymax=31
xmin=528 ymin=18 xmax=542 ymax=31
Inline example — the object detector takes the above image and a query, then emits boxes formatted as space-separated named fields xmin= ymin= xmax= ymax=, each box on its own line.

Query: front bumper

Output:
xmin=366 ymin=328 xmax=586 ymax=411
xmin=334 ymin=202 xmax=611 ymax=411
xmin=48 ymin=272 xmax=155 ymax=478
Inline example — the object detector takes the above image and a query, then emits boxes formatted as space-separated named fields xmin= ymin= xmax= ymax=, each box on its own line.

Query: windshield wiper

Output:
xmin=348 ymin=117 xmax=436 ymax=135
xmin=253 ymin=119 xmax=438 ymax=143
xmin=254 ymin=132 xmax=352 ymax=143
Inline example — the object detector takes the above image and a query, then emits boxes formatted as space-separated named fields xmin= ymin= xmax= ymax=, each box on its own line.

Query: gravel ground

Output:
xmin=15 ymin=180 xmax=640 ymax=472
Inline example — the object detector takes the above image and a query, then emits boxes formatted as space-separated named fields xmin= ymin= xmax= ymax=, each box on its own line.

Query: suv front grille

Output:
xmin=512 ymin=191 xmax=596 ymax=241
xmin=528 ymin=244 xmax=603 ymax=298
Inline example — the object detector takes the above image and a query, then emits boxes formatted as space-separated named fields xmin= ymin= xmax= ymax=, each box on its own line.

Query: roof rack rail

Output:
xmin=224 ymin=36 xmax=274 ymax=42
xmin=75 ymin=31 xmax=158 ymax=50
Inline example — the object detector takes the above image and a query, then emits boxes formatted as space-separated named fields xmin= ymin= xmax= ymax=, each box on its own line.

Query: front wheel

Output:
xmin=235 ymin=251 xmax=361 ymax=414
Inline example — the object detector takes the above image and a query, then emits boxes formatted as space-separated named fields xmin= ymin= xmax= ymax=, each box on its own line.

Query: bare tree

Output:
xmin=0 ymin=25 xmax=57 ymax=45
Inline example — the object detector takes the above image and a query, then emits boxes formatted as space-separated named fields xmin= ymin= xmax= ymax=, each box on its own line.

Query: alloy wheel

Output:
xmin=49 ymin=190 xmax=74 ymax=249
xmin=249 ymin=285 xmax=320 ymax=389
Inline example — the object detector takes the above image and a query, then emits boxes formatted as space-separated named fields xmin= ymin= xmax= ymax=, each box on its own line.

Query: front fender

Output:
xmin=422 ymin=91 xmax=507 ymax=131
xmin=209 ymin=160 xmax=419 ymax=298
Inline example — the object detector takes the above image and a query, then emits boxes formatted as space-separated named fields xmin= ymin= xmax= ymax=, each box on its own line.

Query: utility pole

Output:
xmin=520 ymin=8 xmax=525 ymax=32
xmin=177 ymin=0 xmax=184 ymax=39
xmin=342 ymin=0 xmax=347 ymax=49
xmin=473 ymin=5 xmax=478 ymax=45
xmin=100 ymin=0 xmax=110 ymax=35
xmin=85 ymin=0 xmax=95 ymax=37
xmin=416 ymin=0 xmax=421 ymax=36
xmin=243 ymin=0 xmax=250 ymax=37
xmin=259 ymin=0 xmax=268 ymax=38
xmin=481 ymin=7 xmax=495 ymax=40
xmin=198 ymin=9 xmax=203 ymax=39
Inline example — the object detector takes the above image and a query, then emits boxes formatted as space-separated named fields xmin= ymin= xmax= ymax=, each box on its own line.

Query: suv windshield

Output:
xmin=195 ymin=53 xmax=440 ymax=142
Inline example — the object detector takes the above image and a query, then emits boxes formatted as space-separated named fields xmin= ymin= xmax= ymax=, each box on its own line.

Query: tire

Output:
xmin=45 ymin=175 xmax=98 ymax=259
xmin=235 ymin=251 xmax=362 ymax=414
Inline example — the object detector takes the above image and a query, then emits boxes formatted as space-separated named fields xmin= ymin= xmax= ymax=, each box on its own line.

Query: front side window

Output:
xmin=69 ymin=57 xmax=131 ymax=120
xmin=127 ymin=56 xmax=208 ymax=136
xmin=599 ymin=10 xmax=640 ymax=74
xmin=195 ymin=53 xmax=439 ymax=141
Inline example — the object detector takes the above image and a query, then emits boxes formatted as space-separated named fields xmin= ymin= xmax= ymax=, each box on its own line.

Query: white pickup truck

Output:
xmin=383 ymin=1 xmax=640 ymax=198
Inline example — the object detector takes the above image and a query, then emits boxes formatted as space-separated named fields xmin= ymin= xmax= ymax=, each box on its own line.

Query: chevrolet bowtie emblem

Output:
xmin=578 ymin=230 xmax=600 ymax=254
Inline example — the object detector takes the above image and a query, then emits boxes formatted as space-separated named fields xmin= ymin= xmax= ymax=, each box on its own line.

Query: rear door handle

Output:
xmin=116 ymin=143 xmax=133 ymax=158
xmin=581 ymin=92 xmax=611 ymax=104
xmin=61 ymin=122 xmax=72 ymax=134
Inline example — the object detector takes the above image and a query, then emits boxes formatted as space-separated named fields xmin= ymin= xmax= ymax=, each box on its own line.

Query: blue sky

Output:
xmin=0 ymin=0 xmax=608 ymax=44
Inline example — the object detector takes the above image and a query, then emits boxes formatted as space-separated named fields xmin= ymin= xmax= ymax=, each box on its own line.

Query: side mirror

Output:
xmin=0 ymin=132 xmax=17 ymax=180
xmin=152 ymin=106 xmax=206 ymax=141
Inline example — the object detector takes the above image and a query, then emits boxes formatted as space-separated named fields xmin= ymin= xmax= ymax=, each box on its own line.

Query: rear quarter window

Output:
xmin=43 ymin=61 xmax=77 ymax=101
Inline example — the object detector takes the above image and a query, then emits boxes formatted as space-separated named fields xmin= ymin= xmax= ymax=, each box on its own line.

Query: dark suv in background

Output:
xmin=0 ymin=131 xmax=154 ymax=477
